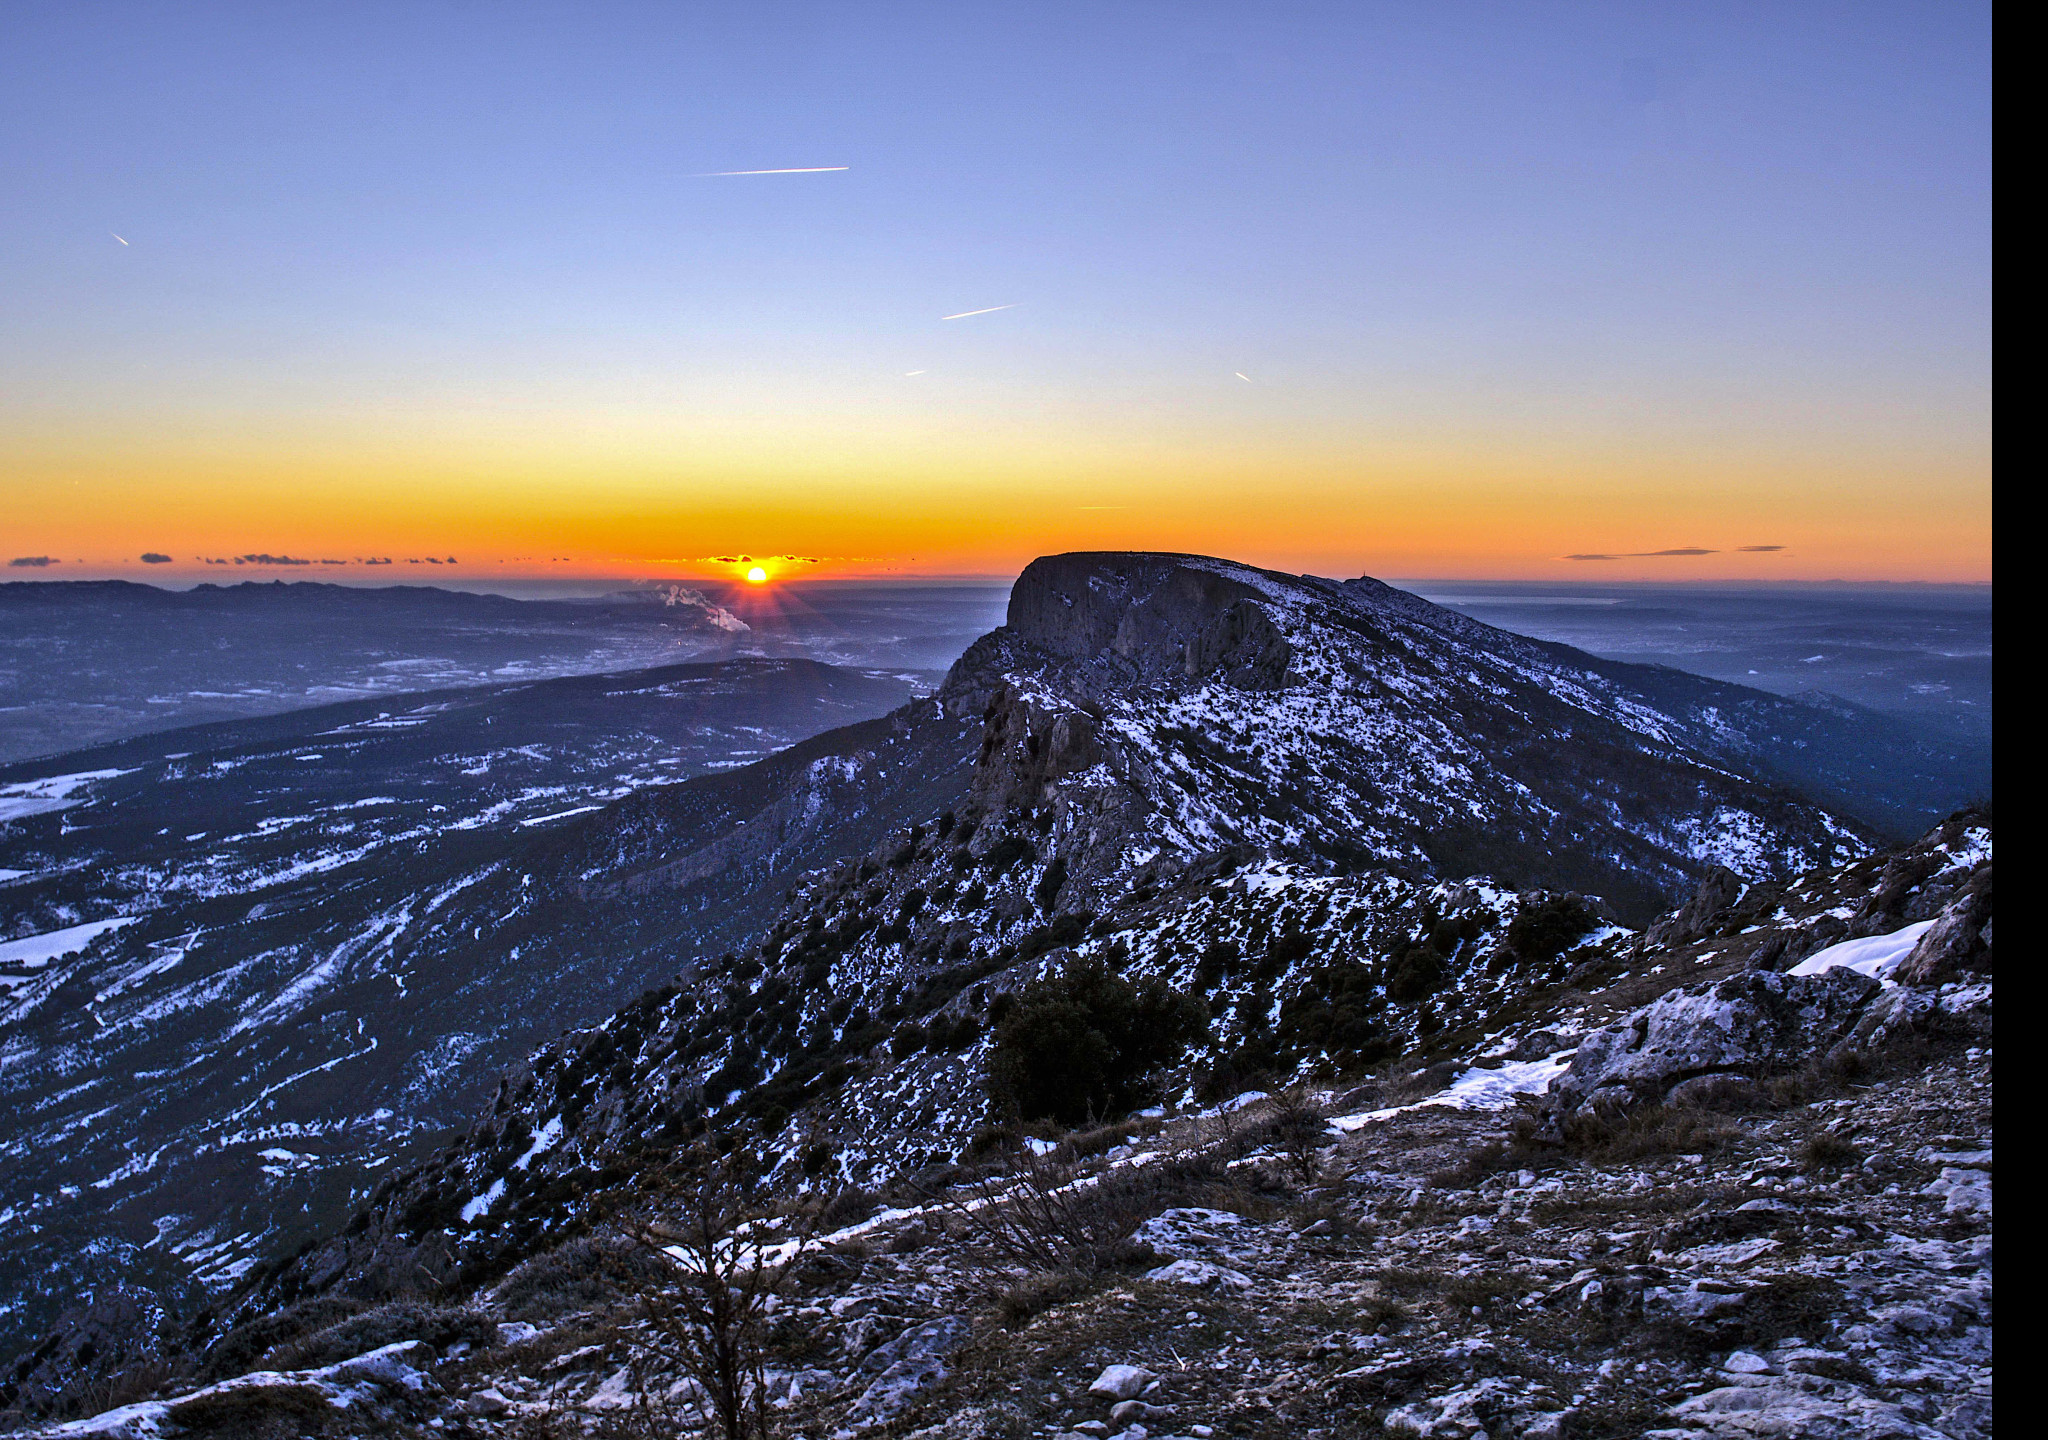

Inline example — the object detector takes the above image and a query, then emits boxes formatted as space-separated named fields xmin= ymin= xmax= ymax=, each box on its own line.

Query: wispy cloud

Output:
xmin=8 ymin=556 xmax=57 ymax=568
xmin=140 ymin=552 xmax=171 ymax=564
xmin=695 ymin=166 xmax=849 ymax=176
xmin=1562 ymin=546 xmax=1749 ymax=561
xmin=1564 ymin=545 xmax=1788 ymax=561
xmin=700 ymin=553 xmax=827 ymax=567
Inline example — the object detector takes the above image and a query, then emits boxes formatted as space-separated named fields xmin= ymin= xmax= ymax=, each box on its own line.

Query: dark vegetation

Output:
xmin=985 ymin=956 xmax=1209 ymax=1127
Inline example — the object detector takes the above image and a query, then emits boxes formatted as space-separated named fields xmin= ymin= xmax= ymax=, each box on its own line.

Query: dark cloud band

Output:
xmin=1564 ymin=546 xmax=1784 ymax=561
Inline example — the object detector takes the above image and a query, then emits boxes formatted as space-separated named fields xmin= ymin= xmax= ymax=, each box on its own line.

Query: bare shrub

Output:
xmin=68 ymin=1358 xmax=182 ymax=1423
xmin=926 ymin=1143 xmax=1145 ymax=1280
xmin=1436 ymin=1136 xmax=1514 ymax=1187
xmin=815 ymin=1186 xmax=879 ymax=1232
xmin=1385 ymin=1060 xmax=1463 ymax=1105
xmin=164 ymin=1381 xmax=342 ymax=1439
xmin=1267 ymin=1086 xmax=1333 ymax=1187
xmin=1442 ymin=1272 xmax=1521 ymax=1317
xmin=598 ymin=1138 xmax=826 ymax=1440
xmin=494 ymin=1235 xmax=649 ymax=1322
xmin=265 ymin=1300 xmax=494 ymax=1370
xmin=995 ymin=1268 xmax=1098 ymax=1325
xmin=200 ymin=1295 xmax=367 ymax=1381
xmin=926 ymin=1125 xmax=1247 ymax=1294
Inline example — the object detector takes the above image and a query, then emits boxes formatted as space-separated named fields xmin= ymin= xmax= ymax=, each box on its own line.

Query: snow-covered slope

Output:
xmin=0 ymin=552 xmax=1978 ymax=1402
xmin=226 ymin=553 xmax=1956 ymax=1322
xmin=941 ymin=554 xmax=1873 ymax=919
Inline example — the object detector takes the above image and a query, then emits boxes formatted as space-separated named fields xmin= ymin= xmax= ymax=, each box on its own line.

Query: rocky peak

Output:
xmin=999 ymin=552 xmax=1294 ymax=691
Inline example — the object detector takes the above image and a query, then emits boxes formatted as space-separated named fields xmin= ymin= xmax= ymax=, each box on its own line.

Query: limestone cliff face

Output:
xmin=1003 ymin=552 xmax=1293 ymax=691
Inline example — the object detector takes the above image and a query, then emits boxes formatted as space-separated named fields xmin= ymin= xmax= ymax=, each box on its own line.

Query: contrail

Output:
xmin=903 ymin=370 xmax=928 ymax=376
xmin=941 ymin=304 xmax=1017 ymax=320
xmin=1234 ymin=372 xmax=1251 ymax=382
xmin=111 ymin=233 xmax=129 ymax=245
xmin=696 ymin=166 xmax=850 ymax=176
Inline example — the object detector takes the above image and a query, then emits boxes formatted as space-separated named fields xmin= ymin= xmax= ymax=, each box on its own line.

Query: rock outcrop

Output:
xmin=1551 ymin=968 xmax=1884 ymax=1118
xmin=1003 ymin=552 xmax=1293 ymax=690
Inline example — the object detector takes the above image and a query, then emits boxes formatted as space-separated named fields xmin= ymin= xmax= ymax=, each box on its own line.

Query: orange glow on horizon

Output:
xmin=0 ymin=411 xmax=1992 ymax=585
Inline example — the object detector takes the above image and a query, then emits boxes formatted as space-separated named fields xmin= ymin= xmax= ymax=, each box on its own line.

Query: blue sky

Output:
xmin=0 ymin=2 xmax=1993 ymax=581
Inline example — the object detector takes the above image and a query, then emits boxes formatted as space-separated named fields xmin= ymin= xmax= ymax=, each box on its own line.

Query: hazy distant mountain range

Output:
xmin=0 ymin=579 xmax=1014 ymax=766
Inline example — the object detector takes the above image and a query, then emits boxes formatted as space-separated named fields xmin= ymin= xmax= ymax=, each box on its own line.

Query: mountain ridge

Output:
xmin=0 ymin=552 xmax=1992 ymax=1413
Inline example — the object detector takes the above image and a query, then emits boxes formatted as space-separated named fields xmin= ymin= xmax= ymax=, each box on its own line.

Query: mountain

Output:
xmin=7 ymin=719 xmax=1988 ymax=1437
xmin=172 ymin=557 xmax=1962 ymax=1300
xmin=0 ymin=552 xmax=1989 ymax=1397
xmin=0 ymin=579 xmax=752 ymax=765
xmin=0 ymin=658 xmax=922 ymax=1355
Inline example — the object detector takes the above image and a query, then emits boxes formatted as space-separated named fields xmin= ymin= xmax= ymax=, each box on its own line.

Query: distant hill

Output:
xmin=0 ymin=579 xmax=751 ymax=763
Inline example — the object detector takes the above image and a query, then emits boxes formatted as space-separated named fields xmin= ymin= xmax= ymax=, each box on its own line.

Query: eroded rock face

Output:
xmin=1893 ymin=867 xmax=1992 ymax=986
xmin=1644 ymin=867 xmax=1746 ymax=949
xmin=1553 ymin=969 xmax=1882 ymax=1117
xmin=844 ymin=1316 xmax=972 ymax=1427
xmin=1004 ymin=552 xmax=1294 ymax=690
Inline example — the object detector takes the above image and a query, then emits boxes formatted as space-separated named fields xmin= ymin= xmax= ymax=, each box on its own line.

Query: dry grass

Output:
xmin=993 ymin=1268 xmax=1102 ymax=1325
xmin=1799 ymin=1129 xmax=1864 ymax=1172
xmin=1559 ymin=1106 xmax=1742 ymax=1162
xmin=264 ymin=1300 xmax=495 ymax=1370
xmin=163 ymin=1382 xmax=343 ymax=1439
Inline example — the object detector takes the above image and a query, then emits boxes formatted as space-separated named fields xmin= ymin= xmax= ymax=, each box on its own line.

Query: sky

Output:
xmin=0 ymin=2 xmax=1991 ymax=584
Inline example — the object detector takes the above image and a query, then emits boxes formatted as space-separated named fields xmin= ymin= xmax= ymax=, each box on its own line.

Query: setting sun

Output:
xmin=745 ymin=566 xmax=769 ymax=584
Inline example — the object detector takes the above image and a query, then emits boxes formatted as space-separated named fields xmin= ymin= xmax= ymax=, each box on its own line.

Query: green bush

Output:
xmin=927 ymin=1012 xmax=983 ymax=1050
xmin=1018 ymin=910 xmax=1092 ymax=961
xmin=1193 ymin=939 xmax=1239 ymax=989
xmin=1385 ymin=942 xmax=1447 ymax=1001
xmin=983 ymin=834 xmax=1038 ymax=878
xmin=1507 ymin=894 xmax=1599 ymax=964
xmin=1275 ymin=961 xmax=1396 ymax=1070
xmin=986 ymin=956 xmax=1207 ymax=1126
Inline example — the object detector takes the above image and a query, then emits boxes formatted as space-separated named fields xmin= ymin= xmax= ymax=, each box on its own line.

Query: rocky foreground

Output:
xmin=18 ymin=820 xmax=1990 ymax=1440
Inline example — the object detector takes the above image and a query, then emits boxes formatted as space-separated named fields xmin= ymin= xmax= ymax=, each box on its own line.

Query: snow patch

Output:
xmin=1787 ymin=920 xmax=1937 ymax=984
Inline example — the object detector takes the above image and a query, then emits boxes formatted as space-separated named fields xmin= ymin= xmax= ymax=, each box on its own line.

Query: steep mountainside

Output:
xmin=15 ymin=806 xmax=1991 ymax=1439
xmin=0 ymin=552 xmax=1986 ymax=1415
xmin=0 ymin=661 xmax=927 ymax=1357
xmin=215 ymin=554 xmax=1938 ymax=1318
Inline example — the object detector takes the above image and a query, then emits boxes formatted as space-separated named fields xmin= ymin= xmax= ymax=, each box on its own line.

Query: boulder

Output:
xmin=844 ymin=1316 xmax=973 ymax=1427
xmin=1551 ymin=969 xmax=1882 ymax=1117
xmin=1142 ymin=1259 xmax=1253 ymax=1289
xmin=1644 ymin=867 xmax=1746 ymax=948
xmin=324 ymin=1341 xmax=433 ymax=1392
xmin=1087 ymin=1364 xmax=1156 ymax=1402
xmin=1658 ymin=1374 xmax=1946 ymax=1438
xmin=1892 ymin=868 xmax=1992 ymax=986
xmin=1131 ymin=1207 xmax=1258 ymax=1264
